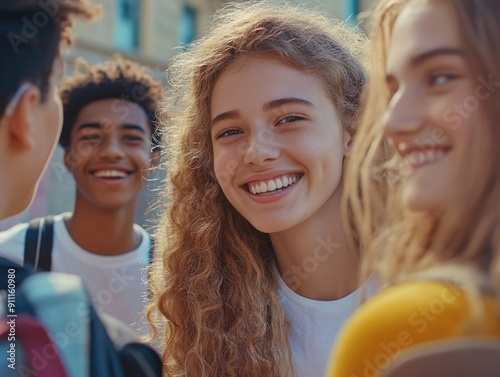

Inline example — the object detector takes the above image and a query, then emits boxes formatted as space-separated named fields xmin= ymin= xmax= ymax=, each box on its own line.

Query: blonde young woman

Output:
xmin=147 ymin=1 xmax=370 ymax=376
xmin=328 ymin=0 xmax=500 ymax=376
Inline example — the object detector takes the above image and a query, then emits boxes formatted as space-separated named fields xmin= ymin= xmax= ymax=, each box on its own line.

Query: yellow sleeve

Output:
xmin=326 ymin=281 xmax=473 ymax=377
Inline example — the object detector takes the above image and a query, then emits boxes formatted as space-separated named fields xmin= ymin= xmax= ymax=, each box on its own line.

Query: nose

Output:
xmin=99 ymin=135 xmax=125 ymax=160
xmin=382 ymin=87 xmax=424 ymax=138
xmin=242 ymin=128 xmax=280 ymax=165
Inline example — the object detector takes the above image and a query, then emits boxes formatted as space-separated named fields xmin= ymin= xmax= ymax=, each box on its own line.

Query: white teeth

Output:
xmin=94 ymin=170 xmax=127 ymax=178
xmin=405 ymin=148 xmax=447 ymax=167
xmin=398 ymin=142 xmax=408 ymax=152
xmin=248 ymin=174 xmax=299 ymax=195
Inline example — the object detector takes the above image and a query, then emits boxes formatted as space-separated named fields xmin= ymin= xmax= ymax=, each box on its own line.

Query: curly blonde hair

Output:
xmin=147 ymin=1 xmax=367 ymax=375
xmin=345 ymin=0 xmax=500 ymax=296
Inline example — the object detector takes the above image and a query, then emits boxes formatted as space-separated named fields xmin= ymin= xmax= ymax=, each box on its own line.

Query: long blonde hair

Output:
xmin=147 ymin=1 xmax=367 ymax=375
xmin=345 ymin=0 xmax=500 ymax=295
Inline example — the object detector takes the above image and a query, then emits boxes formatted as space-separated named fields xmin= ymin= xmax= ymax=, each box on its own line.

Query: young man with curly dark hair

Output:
xmin=0 ymin=56 xmax=163 ymax=336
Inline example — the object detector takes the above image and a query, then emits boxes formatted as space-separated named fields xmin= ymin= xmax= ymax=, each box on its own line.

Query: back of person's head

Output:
xmin=0 ymin=0 xmax=98 ymax=220
xmin=59 ymin=56 xmax=164 ymax=150
xmin=0 ymin=0 xmax=99 ymax=116
xmin=152 ymin=1 xmax=367 ymax=376
xmin=346 ymin=0 xmax=500 ymax=288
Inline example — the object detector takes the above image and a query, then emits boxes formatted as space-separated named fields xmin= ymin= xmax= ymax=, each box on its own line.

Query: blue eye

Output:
xmin=430 ymin=73 xmax=457 ymax=86
xmin=216 ymin=128 xmax=242 ymax=139
xmin=278 ymin=115 xmax=304 ymax=124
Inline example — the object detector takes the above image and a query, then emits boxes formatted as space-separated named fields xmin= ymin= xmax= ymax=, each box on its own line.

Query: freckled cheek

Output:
xmin=213 ymin=150 xmax=240 ymax=189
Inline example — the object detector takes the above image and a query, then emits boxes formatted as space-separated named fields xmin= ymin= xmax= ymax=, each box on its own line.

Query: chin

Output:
xmin=403 ymin=178 xmax=452 ymax=214
xmin=403 ymin=192 xmax=443 ymax=214
xmin=4 ymin=193 xmax=34 ymax=220
xmin=248 ymin=218 xmax=290 ymax=234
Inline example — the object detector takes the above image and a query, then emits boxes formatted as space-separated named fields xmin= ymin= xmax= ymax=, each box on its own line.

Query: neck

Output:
xmin=65 ymin=197 xmax=140 ymax=256
xmin=270 ymin=189 xmax=360 ymax=301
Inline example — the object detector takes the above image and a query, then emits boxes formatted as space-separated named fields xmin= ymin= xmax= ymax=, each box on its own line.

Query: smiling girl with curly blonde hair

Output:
xmin=148 ymin=2 xmax=369 ymax=376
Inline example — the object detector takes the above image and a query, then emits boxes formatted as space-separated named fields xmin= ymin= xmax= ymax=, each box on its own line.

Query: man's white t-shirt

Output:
xmin=275 ymin=267 xmax=376 ymax=377
xmin=0 ymin=213 xmax=151 ymax=336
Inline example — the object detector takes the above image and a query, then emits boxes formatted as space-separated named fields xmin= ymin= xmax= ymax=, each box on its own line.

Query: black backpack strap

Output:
xmin=24 ymin=216 xmax=55 ymax=272
xmin=0 ymin=257 xmax=33 ymax=290
xmin=89 ymin=305 xmax=125 ymax=377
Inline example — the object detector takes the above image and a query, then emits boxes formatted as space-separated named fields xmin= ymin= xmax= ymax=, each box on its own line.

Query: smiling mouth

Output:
xmin=91 ymin=169 xmax=131 ymax=179
xmin=246 ymin=173 xmax=302 ymax=195
xmin=403 ymin=147 xmax=450 ymax=170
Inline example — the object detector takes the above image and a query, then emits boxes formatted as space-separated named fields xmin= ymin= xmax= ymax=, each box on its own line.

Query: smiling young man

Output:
xmin=0 ymin=57 xmax=163 ymax=335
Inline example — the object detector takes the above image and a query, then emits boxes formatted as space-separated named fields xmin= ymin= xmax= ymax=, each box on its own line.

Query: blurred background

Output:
xmin=0 ymin=0 xmax=378 ymax=233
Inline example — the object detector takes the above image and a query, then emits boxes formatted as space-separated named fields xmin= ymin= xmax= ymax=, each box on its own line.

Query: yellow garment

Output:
xmin=327 ymin=280 xmax=500 ymax=377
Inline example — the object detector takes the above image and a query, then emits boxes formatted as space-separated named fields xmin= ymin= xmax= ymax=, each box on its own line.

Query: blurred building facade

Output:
xmin=0 ymin=0 xmax=378 ymax=232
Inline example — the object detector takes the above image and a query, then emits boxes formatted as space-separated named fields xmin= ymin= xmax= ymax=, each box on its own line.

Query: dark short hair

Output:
xmin=0 ymin=0 xmax=99 ymax=115
xmin=59 ymin=56 xmax=164 ymax=149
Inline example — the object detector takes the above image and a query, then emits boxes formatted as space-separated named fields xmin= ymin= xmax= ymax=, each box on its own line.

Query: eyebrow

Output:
xmin=210 ymin=110 xmax=240 ymax=127
xmin=211 ymin=97 xmax=315 ymax=126
xmin=410 ymin=47 xmax=464 ymax=67
xmin=76 ymin=122 xmax=146 ymax=134
xmin=385 ymin=47 xmax=464 ymax=84
xmin=263 ymin=97 xmax=315 ymax=112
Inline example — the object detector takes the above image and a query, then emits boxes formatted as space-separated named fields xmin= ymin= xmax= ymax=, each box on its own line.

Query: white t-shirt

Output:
xmin=275 ymin=267 xmax=376 ymax=377
xmin=0 ymin=213 xmax=151 ymax=336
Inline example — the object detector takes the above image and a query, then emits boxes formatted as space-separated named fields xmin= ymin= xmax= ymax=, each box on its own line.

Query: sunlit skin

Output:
xmin=0 ymin=57 xmax=64 ymax=218
xmin=64 ymin=98 xmax=158 ymax=255
xmin=211 ymin=55 xmax=358 ymax=300
xmin=36 ymin=57 xmax=64 ymax=195
xmin=382 ymin=1 xmax=488 ymax=213
xmin=66 ymin=99 xmax=153 ymax=211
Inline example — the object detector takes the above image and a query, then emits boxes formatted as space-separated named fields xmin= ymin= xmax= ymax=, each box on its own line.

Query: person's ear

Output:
xmin=64 ymin=147 xmax=74 ymax=171
xmin=150 ymin=148 xmax=161 ymax=168
xmin=343 ymin=132 xmax=353 ymax=158
xmin=5 ymin=85 xmax=41 ymax=151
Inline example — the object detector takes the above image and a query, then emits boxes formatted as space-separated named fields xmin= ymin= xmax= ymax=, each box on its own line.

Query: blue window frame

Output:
xmin=178 ymin=5 xmax=197 ymax=47
xmin=114 ymin=0 xmax=140 ymax=50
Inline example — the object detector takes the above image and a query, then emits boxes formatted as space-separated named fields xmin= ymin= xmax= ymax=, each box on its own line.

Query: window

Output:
xmin=114 ymin=0 xmax=140 ymax=51
xmin=178 ymin=5 xmax=197 ymax=47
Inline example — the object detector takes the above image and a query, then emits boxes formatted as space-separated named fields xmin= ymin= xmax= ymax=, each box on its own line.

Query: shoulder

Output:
xmin=328 ymin=281 xmax=470 ymax=377
xmin=134 ymin=224 xmax=151 ymax=240
xmin=0 ymin=222 xmax=30 ymax=264
xmin=361 ymin=280 xmax=465 ymax=314
xmin=136 ymin=225 xmax=153 ymax=249
xmin=0 ymin=221 xmax=29 ymax=240
xmin=341 ymin=280 xmax=468 ymax=339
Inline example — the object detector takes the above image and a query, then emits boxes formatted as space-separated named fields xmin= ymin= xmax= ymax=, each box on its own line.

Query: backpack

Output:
xmin=23 ymin=216 xmax=155 ymax=271
xmin=0 ymin=257 xmax=162 ymax=377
